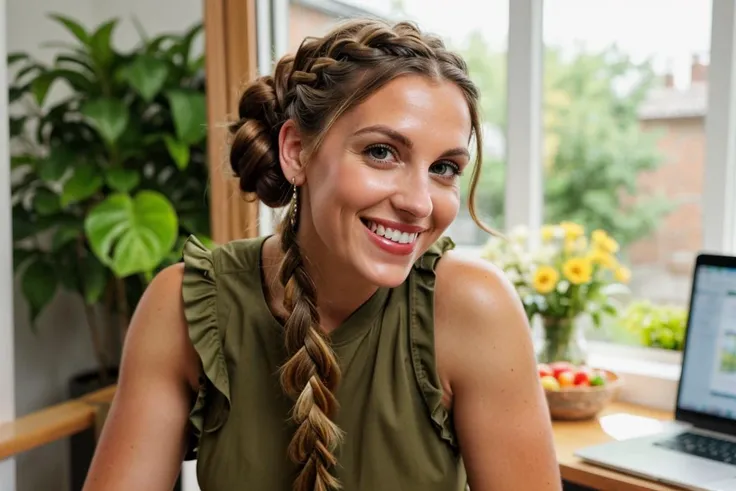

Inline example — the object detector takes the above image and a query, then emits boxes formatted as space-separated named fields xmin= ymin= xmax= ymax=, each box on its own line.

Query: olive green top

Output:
xmin=181 ymin=234 xmax=466 ymax=490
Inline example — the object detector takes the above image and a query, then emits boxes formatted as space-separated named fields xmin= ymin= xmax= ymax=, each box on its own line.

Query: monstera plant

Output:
xmin=9 ymin=15 xmax=211 ymax=383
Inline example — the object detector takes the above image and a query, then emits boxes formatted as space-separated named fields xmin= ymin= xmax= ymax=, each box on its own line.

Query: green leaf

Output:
xmin=85 ymin=191 xmax=178 ymax=277
xmin=82 ymin=253 xmax=108 ymax=304
xmin=61 ymin=163 xmax=103 ymax=206
xmin=13 ymin=248 xmax=37 ymax=272
xmin=21 ymin=257 xmax=58 ymax=323
xmin=33 ymin=188 xmax=61 ymax=216
xmin=10 ymin=116 xmax=26 ymax=137
xmin=163 ymin=135 xmax=190 ymax=170
xmin=49 ymin=14 xmax=90 ymax=46
xmin=105 ymin=167 xmax=140 ymax=193
xmin=8 ymin=52 xmax=28 ymax=66
xmin=11 ymin=154 xmax=36 ymax=171
xmin=121 ymin=55 xmax=169 ymax=102
xmin=82 ymin=98 xmax=129 ymax=145
xmin=39 ymin=147 xmax=74 ymax=182
xmin=90 ymin=19 xmax=118 ymax=68
xmin=55 ymin=54 xmax=94 ymax=74
xmin=30 ymin=69 xmax=92 ymax=106
xmin=51 ymin=224 xmax=82 ymax=252
xmin=166 ymin=90 xmax=206 ymax=145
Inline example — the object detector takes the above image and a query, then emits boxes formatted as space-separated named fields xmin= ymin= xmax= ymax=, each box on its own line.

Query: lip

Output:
xmin=361 ymin=217 xmax=427 ymax=234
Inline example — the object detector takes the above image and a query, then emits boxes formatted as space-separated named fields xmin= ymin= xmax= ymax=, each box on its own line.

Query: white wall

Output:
xmin=5 ymin=1 xmax=201 ymax=490
xmin=1 ymin=0 xmax=16 ymax=488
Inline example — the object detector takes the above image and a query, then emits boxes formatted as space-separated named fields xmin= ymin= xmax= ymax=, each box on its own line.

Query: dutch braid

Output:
xmin=228 ymin=19 xmax=486 ymax=491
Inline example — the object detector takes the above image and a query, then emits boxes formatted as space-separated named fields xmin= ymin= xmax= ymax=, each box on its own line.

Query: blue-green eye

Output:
xmin=431 ymin=161 xmax=461 ymax=178
xmin=364 ymin=144 xmax=396 ymax=162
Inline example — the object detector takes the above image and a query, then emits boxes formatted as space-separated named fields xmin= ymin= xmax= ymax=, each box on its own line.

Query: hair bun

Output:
xmin=229 ymin=75 xmax=291 ymax=208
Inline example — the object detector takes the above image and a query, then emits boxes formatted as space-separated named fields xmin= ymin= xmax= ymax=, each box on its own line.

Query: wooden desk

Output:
xmin=554 ymin=401 xmax=676 ymax=491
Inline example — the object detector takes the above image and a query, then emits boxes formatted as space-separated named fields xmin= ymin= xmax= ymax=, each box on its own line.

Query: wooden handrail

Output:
xmin=0 ymin=385 xmax=116 ymax=460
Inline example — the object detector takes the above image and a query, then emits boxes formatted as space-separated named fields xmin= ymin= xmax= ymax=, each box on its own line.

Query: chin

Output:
xmin=356 ymin=261 xmax=415 ymax=289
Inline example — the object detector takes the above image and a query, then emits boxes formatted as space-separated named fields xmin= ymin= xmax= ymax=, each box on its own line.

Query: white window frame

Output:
xmin=502 ymin=0 xmax=736 ymax=409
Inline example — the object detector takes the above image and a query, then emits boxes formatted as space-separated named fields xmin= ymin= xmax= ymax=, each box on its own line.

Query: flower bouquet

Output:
xmin=481 ymin=222 xmax=631 ymax=364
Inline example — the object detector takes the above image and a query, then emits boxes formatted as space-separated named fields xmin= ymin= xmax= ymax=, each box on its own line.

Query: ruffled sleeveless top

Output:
xmin=181 ymin=234 xmax=466 ymax=490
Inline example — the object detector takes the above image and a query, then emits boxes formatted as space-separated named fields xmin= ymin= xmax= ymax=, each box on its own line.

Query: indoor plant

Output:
xmin=620 ymin=300 xmax=687 ymax=351
xmin=8 ymin=15 xmax=210 ymax=488
xmin=481 ymin=222 xmax=631 ymax=364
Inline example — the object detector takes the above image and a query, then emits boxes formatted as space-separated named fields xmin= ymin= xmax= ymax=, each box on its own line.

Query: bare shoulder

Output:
xmin=434 ymin=251 xmax=529 ymax=365
xmin=83 ymin=263 xmax=201 ymax=490
xmin=434 ymin=251 xmax=561 ymax=490
xmin=124 ymin=262 xmax=199 ymax=391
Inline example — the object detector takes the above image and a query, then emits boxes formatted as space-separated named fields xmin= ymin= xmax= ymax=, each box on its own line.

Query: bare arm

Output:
xmin=436 ymin=254 xmax=561 ymax=491
xmin=83 ymin=264 xmax=200 ymax=491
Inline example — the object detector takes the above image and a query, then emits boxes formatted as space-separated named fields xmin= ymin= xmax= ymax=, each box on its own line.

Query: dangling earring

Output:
xmin=289 ymin=177 xmax=298 ymax=231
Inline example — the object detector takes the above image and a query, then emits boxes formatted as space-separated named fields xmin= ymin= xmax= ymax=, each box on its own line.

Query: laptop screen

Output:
xmin=678 ymin=262 xmax=736 ymax=420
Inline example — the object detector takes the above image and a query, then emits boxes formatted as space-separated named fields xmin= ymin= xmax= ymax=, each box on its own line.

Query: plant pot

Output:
xmin=537 ymin=315 xmax=588 ymax=365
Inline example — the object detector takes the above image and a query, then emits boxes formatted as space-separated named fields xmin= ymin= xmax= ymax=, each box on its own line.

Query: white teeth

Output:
xmin=364 ymin=220 xmax=419 ymax=244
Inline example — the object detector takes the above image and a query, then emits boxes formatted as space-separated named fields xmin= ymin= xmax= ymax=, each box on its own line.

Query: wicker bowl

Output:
xmin=544 ymin=369 xmax=622 ymax=421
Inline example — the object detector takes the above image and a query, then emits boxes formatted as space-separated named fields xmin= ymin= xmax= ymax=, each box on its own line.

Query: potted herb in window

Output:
xmin=8 ymin=14 xmax=211 ymax=489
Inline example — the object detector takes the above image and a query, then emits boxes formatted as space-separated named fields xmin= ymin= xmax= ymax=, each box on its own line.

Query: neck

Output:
xmin=262 ymin=232 xmax=378 ymax=333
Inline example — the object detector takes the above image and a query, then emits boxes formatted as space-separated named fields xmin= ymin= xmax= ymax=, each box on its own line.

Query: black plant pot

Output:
xmin=68 ymin=367 xmax=183 ymax=491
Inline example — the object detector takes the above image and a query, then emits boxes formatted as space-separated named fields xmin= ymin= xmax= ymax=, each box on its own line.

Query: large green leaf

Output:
xmin=13 ymin=248 xmax=37 ymax=272
xmin=121 ymin=55 xmax=169 ymax=102
xmin=163 ymin=135 xmax=190 ymax=170
xmin=82 ymin=98 xmax=129 ymax=145
xmin=105 ymin=167 xmax=140 ymax=193
xmin=21 ymin=257 xmax=58 ymax=324
xmin=30 ymin=69 xmax=92 ymax=106
xmin=33 ymin=188 xmax=61 ymax=216
xmin=39 ymin=147 xmax=74 ymax=182
xmin=51 ymin=223 xmax=82 ymax=252
xmin=90 ymin=19 xmax=118 ymax=68
xmin=85 ymin=191 xmax=178 ymax=277
xmin=61 ymin=163 xmax=103 ymax=206
xmin=166 ymin=90 xmax=206 ymax=145
xmin=82 ymin=253 xmax=108 ymax=304
xmin=12 ymin=206 xmax=36 ymax=241
xmin=49 ymin=14 xmax=90 ymax=46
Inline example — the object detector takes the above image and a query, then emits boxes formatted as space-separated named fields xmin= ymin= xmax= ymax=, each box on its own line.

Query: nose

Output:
xmin=390 ymin=170 xmax=433 ymax=219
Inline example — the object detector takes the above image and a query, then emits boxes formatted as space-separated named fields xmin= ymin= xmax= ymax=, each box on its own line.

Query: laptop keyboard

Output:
xmin=654 ymin=432 xmax=736 ymax=465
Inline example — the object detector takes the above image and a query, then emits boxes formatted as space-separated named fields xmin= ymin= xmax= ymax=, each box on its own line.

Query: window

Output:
xmin=275 ymin=0 xmax=508 ymax=247
xmin=542 ymin=0 xmax=713 ymax=348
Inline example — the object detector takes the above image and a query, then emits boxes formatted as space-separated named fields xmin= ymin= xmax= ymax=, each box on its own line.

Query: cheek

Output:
xmin=431 ymin=186 xmax=461 ymax=230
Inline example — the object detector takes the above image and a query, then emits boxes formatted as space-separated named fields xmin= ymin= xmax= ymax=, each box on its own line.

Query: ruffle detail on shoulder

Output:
xmin=181 ymin=235 xmax=231 ymax=459
xmin=409 ymin=236 xmax=458 ymax=449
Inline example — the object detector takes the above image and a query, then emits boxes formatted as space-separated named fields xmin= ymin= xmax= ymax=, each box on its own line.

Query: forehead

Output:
xmin=332 ymin=75 xmax=472 ymax=148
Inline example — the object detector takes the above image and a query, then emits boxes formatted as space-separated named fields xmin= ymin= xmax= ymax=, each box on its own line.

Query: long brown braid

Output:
xmin=228 ymin=18 xmax=487 ymax=491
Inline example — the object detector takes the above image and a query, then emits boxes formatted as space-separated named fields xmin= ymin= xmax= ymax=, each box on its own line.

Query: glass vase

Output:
xmin=536 ymin=315 xmax=588 ymax=365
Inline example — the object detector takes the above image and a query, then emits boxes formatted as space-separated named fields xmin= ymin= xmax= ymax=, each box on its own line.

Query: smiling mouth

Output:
xmin=360 ymin=219 xmax=420 ymax=245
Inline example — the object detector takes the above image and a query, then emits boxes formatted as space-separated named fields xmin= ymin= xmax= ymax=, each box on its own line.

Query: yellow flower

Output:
xmin=588 ymin=248 xmax=617 ymax=269
xmin=540 ymin=225 xmax=557 ymax=242
xmin=591 ymin=229 xmax=608 ymax=245
xmin=563 ymin=257 xmax=593 ymax=284
xmin=533 ymin=266 xmax=559 ymax=294
xmin=615 ymin=266 xmax=632 ymax=283
xmin=601 ymin=237 xmax=620 ymax=254
xmin=565 ymin=235 xmax=588 ymax=253
xmin=560 ymin=221 xmax=584 ymax=239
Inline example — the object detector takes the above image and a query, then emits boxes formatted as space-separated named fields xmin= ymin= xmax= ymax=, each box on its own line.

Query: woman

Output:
xmin=83 ymin=18 xmax=561 ymax=491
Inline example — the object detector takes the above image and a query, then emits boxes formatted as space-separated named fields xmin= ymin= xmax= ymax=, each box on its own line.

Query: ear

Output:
xmin=278 ymin=119 xmax=306 ymax=186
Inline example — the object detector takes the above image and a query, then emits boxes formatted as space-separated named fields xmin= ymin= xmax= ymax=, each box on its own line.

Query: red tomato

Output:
xmin=557 ymin=371 xmax=575 ymax=388
xmin=573 ymin=369 xmax=591 ymax=387
xmin=550 ymin=361 xmax=575 ymax=378
xmin=538 ymin=363 xmax=553 ymax=378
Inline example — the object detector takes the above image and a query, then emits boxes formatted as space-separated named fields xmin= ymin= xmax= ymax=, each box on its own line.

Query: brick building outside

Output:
xmin=628 ymin=55 xmax=709 ymax=306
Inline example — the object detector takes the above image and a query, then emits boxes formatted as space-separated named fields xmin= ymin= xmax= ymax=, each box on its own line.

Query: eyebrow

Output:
xmin=353 ymin=124 xmax=470 ymax=160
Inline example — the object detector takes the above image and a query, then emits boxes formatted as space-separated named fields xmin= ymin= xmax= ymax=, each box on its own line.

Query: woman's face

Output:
xmin=296 ymin=75 xmax=472 ymax=288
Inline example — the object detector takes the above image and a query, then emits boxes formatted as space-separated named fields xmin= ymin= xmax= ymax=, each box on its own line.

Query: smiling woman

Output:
xmin=82 ymin=18 xmax=561 ymax=491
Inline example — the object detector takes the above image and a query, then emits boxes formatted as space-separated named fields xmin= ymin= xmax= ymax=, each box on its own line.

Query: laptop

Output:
xmin=575 ymin=253 xmax=736 ymax=491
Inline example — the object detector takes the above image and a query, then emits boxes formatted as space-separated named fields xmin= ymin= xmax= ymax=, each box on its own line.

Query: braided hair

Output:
xmin=228 ymin=18 xmax=486 ymax=491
